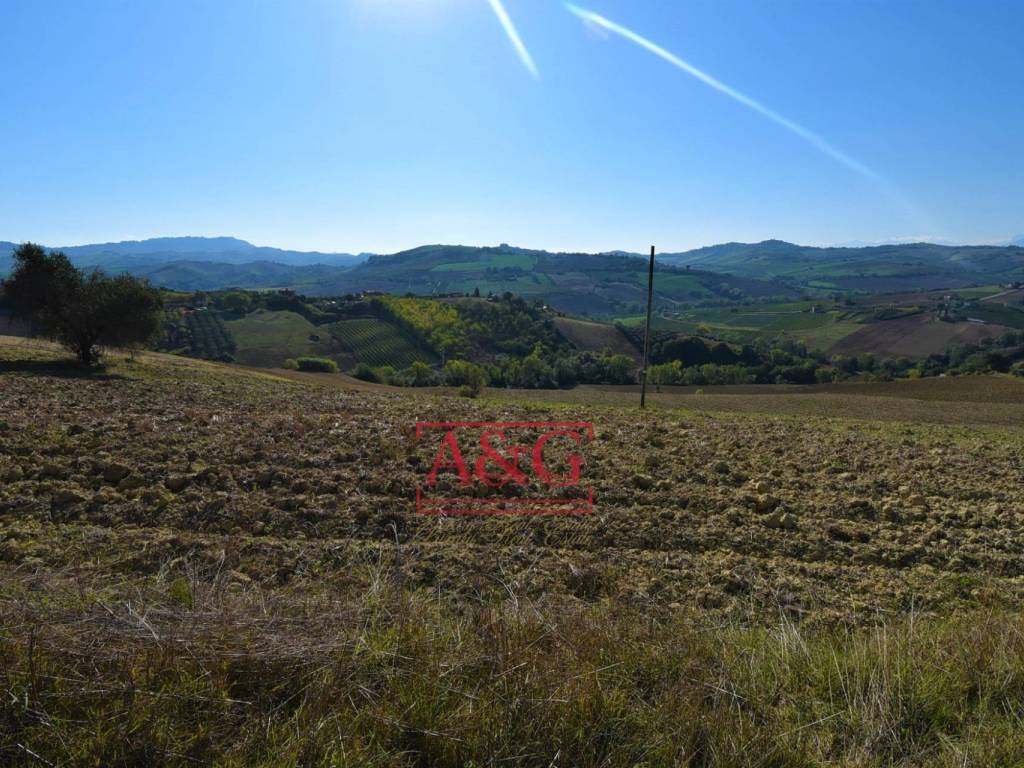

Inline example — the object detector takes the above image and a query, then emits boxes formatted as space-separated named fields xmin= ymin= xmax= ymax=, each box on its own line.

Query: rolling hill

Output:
xmin=224 ymin=309 xmax=435 ymax=370
xmin=659 ymin=239 xmax=1024 ymax=292
xmin=2 ymin=239 xmax=795 ymax=315
xmin=8 ymin=236 xmax=1024 ymax=318
xmin=315 ymin=244 xmax=794 ymax=315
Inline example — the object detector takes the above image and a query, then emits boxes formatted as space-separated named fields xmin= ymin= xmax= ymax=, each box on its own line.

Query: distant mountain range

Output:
xmin=0 ymin=237 xmax=370 ymax=294
xmin=4 ymin=236 xmax=1024 ymax=304
xmin=0 ymin=236 xmax=366 ymax=270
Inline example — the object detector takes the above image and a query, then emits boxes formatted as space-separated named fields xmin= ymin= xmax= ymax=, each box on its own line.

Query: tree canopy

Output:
xmin=3 ymin=243 xmax=163 ymax=365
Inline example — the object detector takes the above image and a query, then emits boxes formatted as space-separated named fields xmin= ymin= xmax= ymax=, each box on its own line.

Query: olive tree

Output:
xmin=3 ymin=243 xmax=163 ymax=365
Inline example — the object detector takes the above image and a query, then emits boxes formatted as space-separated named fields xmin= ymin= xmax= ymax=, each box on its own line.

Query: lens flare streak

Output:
xmin=565 ymin=3 xmax=881 ymax=182
xmin=486 ymin=0 xmax=539 ymax=78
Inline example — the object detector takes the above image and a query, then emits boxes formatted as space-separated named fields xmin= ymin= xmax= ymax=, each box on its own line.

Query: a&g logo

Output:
xmin=414 ymin=421 xmax=594 ymax=515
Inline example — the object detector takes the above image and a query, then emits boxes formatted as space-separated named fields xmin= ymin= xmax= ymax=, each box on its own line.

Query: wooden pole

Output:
xmin=640 ymin=245 xmax=655 ymax=409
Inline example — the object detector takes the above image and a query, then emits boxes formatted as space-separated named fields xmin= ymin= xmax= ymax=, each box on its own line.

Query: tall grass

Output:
xmin=2 ymin=567 xmax=1023 ymax=766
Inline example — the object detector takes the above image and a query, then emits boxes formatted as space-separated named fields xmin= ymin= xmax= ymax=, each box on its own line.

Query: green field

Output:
xmin=226 ymin=310 xmax=320 ymax=367
xmin=687 ymin=307 xmax=830 ymax=330
xmin=226 ymin=310 xmax=434 ymax=370
xmin=618 ymin=303 xmax=865 ymax=350
xmin=784 ymin=259 xmax=932 ymax=279
xmin=447 ymin=273 xmax=555 ymax=295
xmin=619 ymin=314 xmax=702 ymax=332
xmin=789 ymin=320 xmax=864 ymax=349
xmin=327 ymin=318 xmax=435 ymax=368
xmin=431 ymin=253 xmax=535 ymax=272
xmin=951 ymin=285 xmax=1004 ymax=299
xmin=961 ymin=303 xmax=1024 ymax=329
xmin=634 ymin=271 xmax=714 ymax=296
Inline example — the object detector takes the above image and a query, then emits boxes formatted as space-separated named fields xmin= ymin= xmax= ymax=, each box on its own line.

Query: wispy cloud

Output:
xmin=565 ymin=3 xmax=881 ymax=183
xmin=486 ymin=0 xmax=539 ymax=78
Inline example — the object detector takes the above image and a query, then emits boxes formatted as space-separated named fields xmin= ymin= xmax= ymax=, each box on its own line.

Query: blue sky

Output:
xmin=1 ymin=0 xmax=1021 ymax=253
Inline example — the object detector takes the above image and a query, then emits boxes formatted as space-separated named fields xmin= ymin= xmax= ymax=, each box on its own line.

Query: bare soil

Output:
xmin=828 ymin=314 xmax=1008 ymax=358
xmin=553 ymin=316 xmax=641 ymax=361
xmin=3 ymin=339 xmax=1023 ymax=627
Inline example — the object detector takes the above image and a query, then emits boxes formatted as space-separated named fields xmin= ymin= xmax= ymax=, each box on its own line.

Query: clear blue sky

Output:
xmin=1 ymin=0 xmax=1021 ymax=253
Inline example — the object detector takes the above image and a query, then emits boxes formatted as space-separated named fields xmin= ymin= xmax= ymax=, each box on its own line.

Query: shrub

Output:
xmin=350 ymin=363 xmax=380 ymax=382
xmin=444 ymin=359 xmax=488 ymax=395
xmin=374 ymin=365 xmax=398 ymax=385
xmin=219 ymin=291 xmax=252 ymax=315
xmin=293 ymin=356 xmax=338 ymax=373
xmin=395 ymin=361 xmax=439 ymax=387
xmin=814 ymin=366 xmax=837 ymax=384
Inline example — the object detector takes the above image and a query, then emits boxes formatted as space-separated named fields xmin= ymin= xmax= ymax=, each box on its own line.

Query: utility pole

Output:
xmin=640 ymin=245 xmax=655 ymax=409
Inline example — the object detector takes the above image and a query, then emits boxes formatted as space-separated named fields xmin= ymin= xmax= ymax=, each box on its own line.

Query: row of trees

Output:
xmin=2 ymin=244 xmax=162 ymax=365
xmin=642 ymin=329 xmax=1024 ymax=386
xmin=352 ymin=347 xmax=638 ymax=393
xmin=916 ymin=331 xmax=1024 ymax=377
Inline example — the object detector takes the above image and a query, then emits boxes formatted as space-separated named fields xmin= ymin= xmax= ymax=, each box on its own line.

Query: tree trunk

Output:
xmin=74 ymin=335 xmax=100 ymax=366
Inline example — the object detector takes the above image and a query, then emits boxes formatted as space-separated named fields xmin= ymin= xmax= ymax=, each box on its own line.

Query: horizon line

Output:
xmin=3 ymin=233 xmax=1022 ymax=255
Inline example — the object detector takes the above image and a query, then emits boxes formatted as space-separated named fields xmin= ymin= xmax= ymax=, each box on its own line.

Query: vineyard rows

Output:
xmin=328 ymin=318 xmax=432 ymax=368
xmin=186 ymin=310 xmax=237 ymax=360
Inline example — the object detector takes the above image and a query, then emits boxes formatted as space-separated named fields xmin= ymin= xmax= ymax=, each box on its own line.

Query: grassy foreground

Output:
xmin=3 ymin=339 xmax=1024 ymax=765
xmin=3 ymin=571 xmax=1024 ymax=767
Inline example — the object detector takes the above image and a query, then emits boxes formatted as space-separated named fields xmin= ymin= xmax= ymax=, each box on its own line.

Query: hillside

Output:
xmin=9 ymin=236 xmax=1024 ymax=302
xmin=3 ymin=338 xmax=1024 ymax=764
xmin=552 ymin=317 xmax=641 ymax=362
xmin=828 ymin=313 xmax=1009 ymax=358
xmin=11 ymin=237 xmax=1024 ymax=362
xmin=224 ymin=309 xmax=435 ymax=370
xmin=146 ymin=285 xmax=1024 ymax=394
xmin=619 ymin=283 xmax=1024 ymax=359
xmin=660 ymin=239 xmax=1024 ymax=292
xmin=0 ymin=239 xmax=794 ymax=313
xmin=159 ymin=292 xmax=583 ymax=379
xmin=320 ymin=244 xmax=793 ymax=315
xmin=12 ymin=235 xmax=1024 ymax=313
